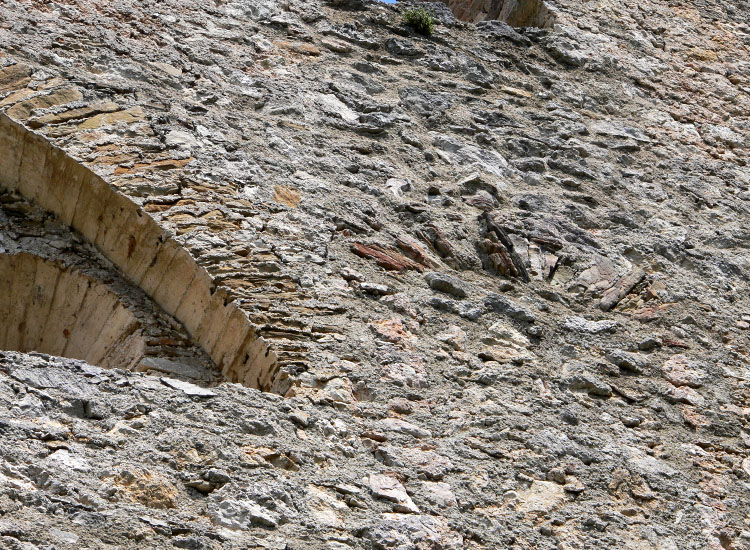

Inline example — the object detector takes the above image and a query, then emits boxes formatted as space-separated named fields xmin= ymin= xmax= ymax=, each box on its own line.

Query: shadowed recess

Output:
xmin=0 ymin=253 xmax=207 ymax=375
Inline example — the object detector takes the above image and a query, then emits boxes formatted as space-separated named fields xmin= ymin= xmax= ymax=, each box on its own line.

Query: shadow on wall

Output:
xmin=443 ymin=0 xmax=555 ymax=27
xmin=0 ymin=253 xmax=151 ymax=371
xmin=0 ymin=113 xmax=281 ymax=392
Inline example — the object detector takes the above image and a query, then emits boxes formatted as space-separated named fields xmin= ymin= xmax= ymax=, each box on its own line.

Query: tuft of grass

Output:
xmin=402 ymin=7 xmax=435 ymax=36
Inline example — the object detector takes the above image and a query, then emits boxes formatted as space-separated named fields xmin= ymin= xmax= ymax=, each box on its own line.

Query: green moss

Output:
xmin=403 ymin=7 xmax=435 ymax=36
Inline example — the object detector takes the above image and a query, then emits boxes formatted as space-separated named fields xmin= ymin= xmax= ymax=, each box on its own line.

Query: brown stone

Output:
xmin=110 ymin=468 xmax=179 ymax=509
xmin=273 ymin=185 xmax=302 ymax=207
xmin=275 ymin=41 xmax=321 ymax=56
xmin=395 ymin=236 xmax=440 ymax=268
xmin=661 ymin=354 xmax=707 ymax=388
xmin=27 ymin=101 xmax=120 ymax=128
xmin=370 ymin=319 xmax=414 ymax=348
xmin=6 ymin=87 xmax=83 ymax=120
xmin=114 ymin=157 xmax=192 ymax=175
xmin=78 ymin=106 xmax=146 ymax=129
xmin=600 ymin=268 xmax=646 ymax=311
xmin=0 ymin=64 xmax=32 ymax=93
xmin=351 ymin=242 xmax=424 ymax=272
xmin=0 ymin=88 xmax=35 ymax=108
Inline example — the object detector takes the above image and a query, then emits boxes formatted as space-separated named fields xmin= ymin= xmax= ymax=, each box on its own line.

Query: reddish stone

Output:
xmin=351 ymin=243 xmax=423 ymax=272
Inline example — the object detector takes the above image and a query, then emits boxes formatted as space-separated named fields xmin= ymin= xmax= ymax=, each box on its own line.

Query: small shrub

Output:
xmin=403 ymin=7 xmax=435 ymax=36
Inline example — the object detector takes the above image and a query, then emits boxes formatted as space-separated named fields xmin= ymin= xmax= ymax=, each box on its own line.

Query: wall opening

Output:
xmin=0 ymin=253 xmax=218 ymax=380
xmin=0 ymin=113 xmax=281 ymax=391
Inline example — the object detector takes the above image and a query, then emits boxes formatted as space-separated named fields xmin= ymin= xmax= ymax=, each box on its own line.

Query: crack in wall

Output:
xmin=0 ymin=114 xmax=280 ymax=391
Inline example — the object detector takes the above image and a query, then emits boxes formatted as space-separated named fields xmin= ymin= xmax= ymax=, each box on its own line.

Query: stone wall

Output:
xmin=0 ymin=0 xmax=748 ymax=548
xmin=444 ymin=0 xmax=556 ymax=26
xmin=0 ymin=114 xmax=279 ymax=390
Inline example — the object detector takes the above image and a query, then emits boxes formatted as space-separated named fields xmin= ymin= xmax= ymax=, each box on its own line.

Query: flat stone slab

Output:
xmin=160 ymin=377 xmax=216 ymax=397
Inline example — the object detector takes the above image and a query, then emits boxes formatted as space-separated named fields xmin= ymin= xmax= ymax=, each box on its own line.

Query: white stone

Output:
xmin=368 ymin=474 xmax=420 ymax=513
xmin=45 ymin=449 xmax=91 ymax=472
xmin=165 ymin=130 xmax=200 ymax=149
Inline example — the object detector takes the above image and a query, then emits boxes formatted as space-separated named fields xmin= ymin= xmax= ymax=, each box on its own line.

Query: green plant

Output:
xmin=402 ymin=7 xmax=435 ymax=36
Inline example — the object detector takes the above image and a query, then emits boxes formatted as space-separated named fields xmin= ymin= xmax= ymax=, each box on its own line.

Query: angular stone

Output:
xmin=368 ymin=474 xmax=419 ymax=513
xmin=600 ymin=268 xmax=646 ymax=311
xmin=661 ymin=354 xmax=708 ymax=388
xmin=424 ymin=271 xmax=468 ymax=298
xmin=367 ymin=513 xmax=463 ymax=550
xmin=160 ymin=377 xmax=216 ymax=397
xmin=0 ymin=63 xmax=32 ymax=92
xmin=606 ymin=350 xmax=649 ymax=374
xmin=378 ymin=418 xmax=431 ymax=439
xmin=421 ymin=481 xmax=457 ymax=508
xmin=352 ymin=243 xmax=424 ymax=272
xmin=78 ymin=106 xmax=146 ymax=129
xmin=7 ymin=87 xmax=83 ymax=120
xmin=516 ymin=480 xmax=566 ymax=514
xmin=27 ymin=101 xmax=120 ymax=128
xmin=485 ymin=294 xmax=536 ymax=322
xmin=563 ymin=316 xmax=617 ymax=334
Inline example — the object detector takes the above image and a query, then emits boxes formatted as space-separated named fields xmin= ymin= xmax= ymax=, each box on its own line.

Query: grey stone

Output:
xmin=368 ymin=473 xmax=419 ymax=513
xmin=563 ymin=316 xmax=618 ymax=334
xmin=160 ymin=377 xmax=217 ymax=397
xmin=385 ymin=38 xmax=420 ymax=57
xmin=485 ymin=294 xmax=536 ymax=322
xmin=424 ymin=271 xmax=468 ymax=298
xmin=605 ymin=350 xmax=649 ymax=374
xmin=209 ymin=483 xmax=297 ymax=530
xmin=367 ymin=514 xmax=463 ymax=550
xmin=378 ymin=418 xmax=431 ymax=439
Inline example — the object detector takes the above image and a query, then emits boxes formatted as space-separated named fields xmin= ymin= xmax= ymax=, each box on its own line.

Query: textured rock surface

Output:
xmin=444 ymin=0 xmax=556 ymax=27
xmin=0 ymin=0 xmax=749 ymax=549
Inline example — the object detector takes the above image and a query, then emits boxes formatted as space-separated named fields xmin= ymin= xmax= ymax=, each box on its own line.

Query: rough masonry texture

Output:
xmin=444 ymin=0 xmax=556 ymax=27
xmin=0 ymin=192 xmax=220 ymax=382
xmin=0 ymin=0 xmax=749 ymax=549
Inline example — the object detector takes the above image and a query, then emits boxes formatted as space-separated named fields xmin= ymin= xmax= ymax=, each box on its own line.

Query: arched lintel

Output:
xmin=0 ymin=113 xmax=277 ymax=390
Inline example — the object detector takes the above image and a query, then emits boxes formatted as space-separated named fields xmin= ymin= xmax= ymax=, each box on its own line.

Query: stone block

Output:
xmin=39 ymin=147 xmax=85 ymax=226
xmin=151 ymin=248 xmax=198 ymax=316
xmin=100 ymin=328 xmax=145 ymax=371
xmin=5 ymin=253 xmax=37 ymax=351
xmin=63 ymin=283 xmax=118 ymax=359
xmin=71 ymin=172 xmax=114 ymax=245
xmin=222 ymin=327 xmax=258 ymax=381
xmin=211 ymin=307 xmax=252 ymax=374
xmin=174 ymin=267 xmax=213 ymax=336
xmin=138 ymin=239 xmax=180 ymax=297
xmin=0 ymin=114 xmax=24 ymax=189
xmin=0 ymin=254 xmax=18 ymax=348
xmin=16 ymin=130 xmax=50 ymax=202
xmin=21 ymin=257 xmax=60 ymax=352
xmin=43 ymin=266 xmax=91 ymax=356
xmin=85 ymin=305 xmax=138 ymax=365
